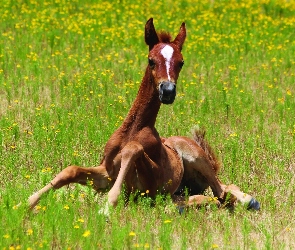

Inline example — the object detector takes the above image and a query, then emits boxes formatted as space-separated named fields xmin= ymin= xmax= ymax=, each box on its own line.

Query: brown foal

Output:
xmin=28 ymin=18 xmax=260 ymax=212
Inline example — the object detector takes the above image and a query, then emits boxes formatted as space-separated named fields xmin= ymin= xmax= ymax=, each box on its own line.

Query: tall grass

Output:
xmin=1 ymin=0 xmax=295 ymax=249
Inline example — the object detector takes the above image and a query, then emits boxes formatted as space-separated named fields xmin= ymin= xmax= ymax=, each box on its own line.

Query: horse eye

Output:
xmin=148 ymin=58 xmax=156 ymax=69
xmin=179 ymin=60 xmax=184 ymax=69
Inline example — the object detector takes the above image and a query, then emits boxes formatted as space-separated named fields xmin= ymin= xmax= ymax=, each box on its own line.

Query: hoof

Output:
xmin=105 ymin=216 xmax=110 ymax=223
xmin=177 ymin=205 xmax=185 ymax=215
xmin=247 ymin=198 xmax=260 ymax=210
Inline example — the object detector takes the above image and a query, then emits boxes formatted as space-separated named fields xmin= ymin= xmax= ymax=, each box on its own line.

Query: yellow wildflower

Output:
xmin=27 ymin=229 xmax=33 ymax=235
xmin=82 ymin=230 xmax=91 ymax=237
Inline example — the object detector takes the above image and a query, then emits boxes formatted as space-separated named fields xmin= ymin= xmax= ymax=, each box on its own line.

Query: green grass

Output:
xmin=1 ymin=0 xmax=295 ymax=249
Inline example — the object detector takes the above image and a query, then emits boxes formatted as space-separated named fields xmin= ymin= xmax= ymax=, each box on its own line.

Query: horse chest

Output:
xmin=103 ymin=128 xmax=161 ymax=164
xmin=133 ymin=128 xmax=161 ymax=160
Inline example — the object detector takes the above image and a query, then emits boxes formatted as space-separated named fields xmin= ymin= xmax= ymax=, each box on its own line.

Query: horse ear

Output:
xmin=145 ymin=18 xmax=159 ymax=51
xmin=173 ymin=22 xmax=186 ymax=51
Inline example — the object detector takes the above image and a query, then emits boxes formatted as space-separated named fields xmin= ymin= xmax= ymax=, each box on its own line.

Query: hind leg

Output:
xmin=28 ymin=165 xmax=110 ymax=209
xmin=165 ymin=136 xmax=260 ymax=210
xmin=220 ymin=184 xmax=260 ymax=210
xmin=165 ymin=136 xmax=224 ymax=197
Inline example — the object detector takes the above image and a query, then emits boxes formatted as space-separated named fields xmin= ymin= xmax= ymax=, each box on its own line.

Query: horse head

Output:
xmin=145 ymin=18 xmax=186 ymax=104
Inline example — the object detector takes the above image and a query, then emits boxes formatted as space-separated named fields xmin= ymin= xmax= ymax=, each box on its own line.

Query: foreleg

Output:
xmin=172 ymin=194 xmax=220 ymax=213
xmin=107 ymin=141 xmax=144 ymax=207
xmin=28 ymin=165 xmax=109 ymax=209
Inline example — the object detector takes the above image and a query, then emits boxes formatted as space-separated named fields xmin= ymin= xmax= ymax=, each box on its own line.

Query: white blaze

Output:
xmin=160 ymin=45 xmax=174 ymax=81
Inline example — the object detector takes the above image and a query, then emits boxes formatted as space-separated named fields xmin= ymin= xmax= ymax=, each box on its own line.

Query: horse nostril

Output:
xmin=162 ymin=82 xmax=175 ymax=94
xmin=160 ymin=82 xmax=176 ymax=92
xmin=167 ymin=83 xmax=175 ymax=93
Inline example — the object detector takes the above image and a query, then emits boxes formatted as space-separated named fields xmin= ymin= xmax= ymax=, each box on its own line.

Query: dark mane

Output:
xmin=158 ymin=31 xmax=172 ymax=43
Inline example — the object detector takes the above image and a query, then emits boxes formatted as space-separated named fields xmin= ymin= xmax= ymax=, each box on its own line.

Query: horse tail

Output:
xmin=191 ymin=126 xmax=221 ymax=174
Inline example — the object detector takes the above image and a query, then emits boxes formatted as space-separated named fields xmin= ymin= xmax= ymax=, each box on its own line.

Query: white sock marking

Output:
xmin=160 ymin=45 xmax=174 ymax=81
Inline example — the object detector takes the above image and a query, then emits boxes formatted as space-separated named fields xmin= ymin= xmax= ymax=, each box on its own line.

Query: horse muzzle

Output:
xmin=159 ymin=81 xmax=176 ymax=104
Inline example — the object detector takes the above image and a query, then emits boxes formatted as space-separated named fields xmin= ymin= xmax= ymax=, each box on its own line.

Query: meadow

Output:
xmin=1 ymin=0 xmax=295 ymax=249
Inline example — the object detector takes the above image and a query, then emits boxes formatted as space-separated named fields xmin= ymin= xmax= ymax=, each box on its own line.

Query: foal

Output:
xmin=28 ymin=18 xmax=259 ymax=211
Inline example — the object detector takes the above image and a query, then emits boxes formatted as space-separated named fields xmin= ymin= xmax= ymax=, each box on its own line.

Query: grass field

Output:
xmin=1 ymin=0 xmax=295 ymax=249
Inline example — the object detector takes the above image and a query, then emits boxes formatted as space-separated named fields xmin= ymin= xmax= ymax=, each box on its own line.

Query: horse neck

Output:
xmin=121 ymin=67 xmax=161 ymax=132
